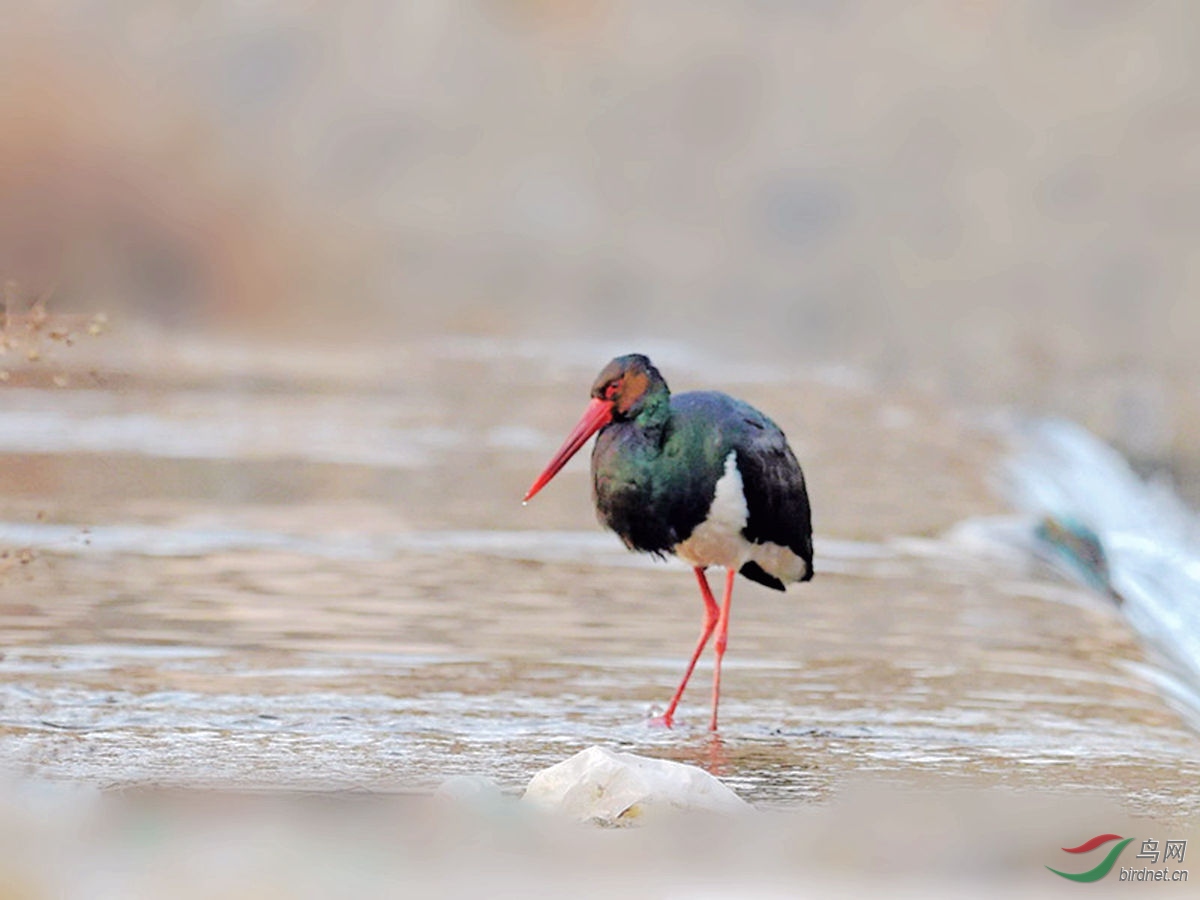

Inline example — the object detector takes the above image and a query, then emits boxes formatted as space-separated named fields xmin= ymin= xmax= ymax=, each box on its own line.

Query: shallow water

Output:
xmin=0 ymin=332 xmax=1197 ymax=826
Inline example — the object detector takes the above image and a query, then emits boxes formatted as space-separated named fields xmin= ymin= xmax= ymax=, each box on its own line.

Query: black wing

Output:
xmin=736 ymin=416 xmax=814 ymax=591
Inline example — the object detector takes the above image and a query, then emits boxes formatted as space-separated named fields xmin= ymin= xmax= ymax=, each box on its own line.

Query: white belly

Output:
xmin=673 ymin=451 xmax=809 ymax=583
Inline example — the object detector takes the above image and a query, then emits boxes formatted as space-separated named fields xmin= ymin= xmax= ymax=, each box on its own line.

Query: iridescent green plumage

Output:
xmin=589 ymin=355 xmax=813 ymax=589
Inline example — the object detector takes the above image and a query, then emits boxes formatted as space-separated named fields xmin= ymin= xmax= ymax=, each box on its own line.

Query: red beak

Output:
xmin=523 ymin=397 xmax=614 ymax=503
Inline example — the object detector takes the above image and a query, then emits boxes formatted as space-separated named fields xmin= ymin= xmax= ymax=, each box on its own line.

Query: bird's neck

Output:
xmin=628 ymin=387 xmax=671 ymax=440
xmin=601 ymin=388 xmax=671 ymax=461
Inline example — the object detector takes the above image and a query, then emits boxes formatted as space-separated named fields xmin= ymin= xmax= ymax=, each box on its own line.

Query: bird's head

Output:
xmin=589 ymin=353 xmax=667 ymax=421
xmin=523 ymin=353 xmax=668 ymax=503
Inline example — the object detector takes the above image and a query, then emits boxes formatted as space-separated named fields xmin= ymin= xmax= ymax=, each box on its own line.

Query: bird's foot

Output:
xmin=647 ymin=712 xmax=675 ymax=729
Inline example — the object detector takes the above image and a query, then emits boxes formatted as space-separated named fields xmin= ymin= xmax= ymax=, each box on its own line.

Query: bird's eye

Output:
xmin=605 ymin=381 xmax=620 ymax=400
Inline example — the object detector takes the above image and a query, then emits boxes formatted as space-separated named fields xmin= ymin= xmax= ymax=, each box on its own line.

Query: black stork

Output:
xmin=524 ymin=354 xmax=814 ymax=731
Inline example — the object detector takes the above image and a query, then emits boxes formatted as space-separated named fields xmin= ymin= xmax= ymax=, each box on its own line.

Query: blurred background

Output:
xmin=2 ymin=0 xmax=1197 ymax=498
xmin=7 ymin=5 xmax=1200 ymax=897
xmin=2 ymin=5 xmax=1200 ymax=892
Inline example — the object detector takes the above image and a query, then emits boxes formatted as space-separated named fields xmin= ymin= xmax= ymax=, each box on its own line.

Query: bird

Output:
xmin=1035 ymin=515 xmax=1124 ymax=606
xmin=523 ymin=353 xmax=813 ymax=731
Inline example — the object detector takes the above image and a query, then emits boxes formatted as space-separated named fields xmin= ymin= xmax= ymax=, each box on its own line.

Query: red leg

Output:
xmin=654 ymin=567 xmax=720 ymax=728
xmin=708 ymin=568 xmax=736 ymax=732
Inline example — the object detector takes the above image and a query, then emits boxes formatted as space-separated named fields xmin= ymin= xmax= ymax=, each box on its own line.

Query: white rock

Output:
xmin=522 ymin=746 xmax=751 ymax=825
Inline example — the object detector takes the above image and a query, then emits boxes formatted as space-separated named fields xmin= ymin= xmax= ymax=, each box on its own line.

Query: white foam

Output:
xmin=1004 ymin=418 xmax=1200 ymax=718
